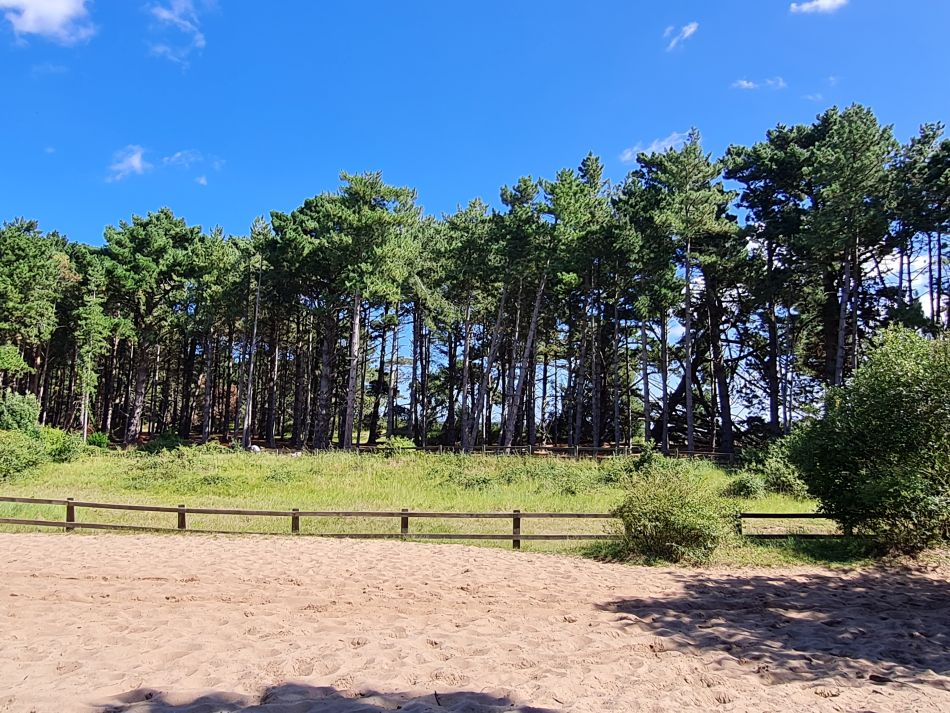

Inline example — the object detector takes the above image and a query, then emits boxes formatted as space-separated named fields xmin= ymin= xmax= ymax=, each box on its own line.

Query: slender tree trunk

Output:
xmin=459 ymin=302 xmax=473 ymax=450
xmin=833 ymin=257 xmax=852 ymax=386
xmin=241 ymin=259 xmax=262 ymax=448
xmin=386 ymin=305 xmax=399 ymax=438
xmin=124 ymin=349 xmax=149 ymax=446
xmin=502 ymin=276 xmax=545 ymax=449
xmin=612 ymin=296 xmax=621 ymax=450
xmin=312 ymin=314 xmax=336 ymax=449
xmin=368 ymin=305 xmax=389 ymax=445
xmin=342 ymin=291 xmax=362 ymax=449
xmin=200 ymin=328 xmax=214 ymax=444
xmin=265 ymin=322 xmax=280 ymax=448
xmin=468 ymin=286 xmax=509 ymax=450
xmin=640 ymin=322 xmax=651 ymax=444
xmin=684 ymin=239 xmax=695 ymax=454
xmin=660 ymin=318 xmax=669 ymax=454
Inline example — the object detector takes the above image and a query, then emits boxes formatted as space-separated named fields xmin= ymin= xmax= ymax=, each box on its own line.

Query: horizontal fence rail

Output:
xmin=0 ymin=497 xmax=837 ymax=545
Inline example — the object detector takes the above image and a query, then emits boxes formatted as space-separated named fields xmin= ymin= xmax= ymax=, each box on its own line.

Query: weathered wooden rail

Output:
xmin=0 ymin=496 xmax=837 ymax=545
xmin=0 ymin=496 xmax=618 ymax=549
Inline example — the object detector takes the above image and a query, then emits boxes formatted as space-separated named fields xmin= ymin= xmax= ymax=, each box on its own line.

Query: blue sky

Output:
xmin=2 ymin=0 xmax=948 ymax=246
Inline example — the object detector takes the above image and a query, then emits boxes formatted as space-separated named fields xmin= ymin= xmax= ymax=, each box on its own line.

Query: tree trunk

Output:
xmin=124 ymin=349 xmax=149 ymax=446
xmin=468 ymin=286 xmax=509 ymax=450
xmin=367 ymin=305 xmax=389 ymax=445
xmin=501 ymin=276 xmax=545 ymax=449
xmin=342 ymin=291 xmax=362 ymax=449
xmin=312 ymin=314 xmax=337 ymax=449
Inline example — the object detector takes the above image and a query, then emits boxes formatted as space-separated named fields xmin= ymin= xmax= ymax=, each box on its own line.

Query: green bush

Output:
xmin=788 ymin=328 xmax=950 ymax=554
xmin=141 ymin=431 xmax=185 ymax=453
xmin=612 ymin=459 xmax=730 ymax=563
xmin=379 ymin=436 xmax=416 ymax=456
xmin=87 ymin=431 xmax=109 ymax=449
xmin=741 ymin=439 xmax=809 ymax=499
xmin=38 ymin=426 xmax=84 ymax=463
xmin=0 ymin=429 xmax=47 ymax=480
xmin=722 ymin=472 xmax=766 ymax=499
xmin=0 ymin=390 xmax=40 ymax=434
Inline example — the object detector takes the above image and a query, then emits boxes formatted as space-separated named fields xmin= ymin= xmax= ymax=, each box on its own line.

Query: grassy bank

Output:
xmin=0 ymin=448 xmax=849 ymax=564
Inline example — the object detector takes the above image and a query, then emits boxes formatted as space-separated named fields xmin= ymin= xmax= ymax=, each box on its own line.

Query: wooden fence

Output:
xmin=0 ymin=496 xmax=838 ymax=545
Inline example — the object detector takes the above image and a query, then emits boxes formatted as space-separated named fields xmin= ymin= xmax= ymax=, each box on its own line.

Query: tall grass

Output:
xmin=0 ymin=448 xmax=834 ymax=562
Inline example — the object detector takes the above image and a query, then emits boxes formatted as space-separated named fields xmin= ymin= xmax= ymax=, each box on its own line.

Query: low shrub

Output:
xmin=0 ymin=429 xmax=47 ymax=480
xmin=612 ymin=460 xmax=731 ymax=564
xmin=722 ymin=472 xmax=766 ymax=499
xmin=379 ymin=436 xmax=416 ymax=457
xmin=141 ymin=431 xmax=185 ymax=454
xmin=0 ymin=391 xmax=40 ymax=435
xmin=741 ymin=439 xmax=810 ymax=499
xmin=86 ymin=431 xmax=110 ymax=449
xmin=38 ymin=426 xmax=84 ymax=463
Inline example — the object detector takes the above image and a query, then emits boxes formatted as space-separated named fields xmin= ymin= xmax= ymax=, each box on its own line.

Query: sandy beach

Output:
xmin=1 ymin=533 xmax=948 ymax=712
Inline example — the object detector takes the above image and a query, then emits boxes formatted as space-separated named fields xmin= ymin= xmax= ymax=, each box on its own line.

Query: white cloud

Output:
xmin=620 ymin=130 xmax=689 ymax=163
xmin=0 ymin=0 xmax=95 ymax=44
xmin=662 ymin=25 xmax=674 ymax=38
xmin=163 ymin=148 xmax=203 ymax=168
xmin=790 ymin=0 xmax=848 ymax=14
xmin=195 ymin=175 xmax=207 ymax=186
xmin=665 ymin=21 xmax=698 ymax=51
xmin=107 ymin=145 xmax=152 ymax=182
xmin=804 ymin=92 xmax=824 ymax=102
xmin=147 ymin=0 xmax=206 ymax=64
xmin=827 ymin=74 xmax=839 ymax=86
xmin=732 ymin=76 xmax=786 ymax=91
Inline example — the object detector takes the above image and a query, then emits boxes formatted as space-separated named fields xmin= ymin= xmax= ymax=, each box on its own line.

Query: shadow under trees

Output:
xmin=598 ymin=566 xmax=950 ymax=688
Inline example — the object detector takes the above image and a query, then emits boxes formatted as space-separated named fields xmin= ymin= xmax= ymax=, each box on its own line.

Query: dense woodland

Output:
xmin=1 ymin=104 xmax=948 ymax=454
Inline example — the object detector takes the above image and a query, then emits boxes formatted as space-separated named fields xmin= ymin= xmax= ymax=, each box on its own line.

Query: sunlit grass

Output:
xmin=0 ymin=448 xmax=845 ymax=563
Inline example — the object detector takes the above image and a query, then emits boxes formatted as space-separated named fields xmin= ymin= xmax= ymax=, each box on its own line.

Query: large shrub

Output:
xmin=740 ymin=439 xmax=809 ymax=499
xmin=788 ymin=329 xmax=950 ymax=553
xmin=722 ymin=472 xmax=766 ymax=499
xmin=612 ymin=452 xmax=730 ymax=563
xmin=0 ymin=391 xmax=41 ymax=434
xmin=0 ymin=429 xmax=47 ymax=480
xmin=38 ymin=426 xmax=84 ymax=463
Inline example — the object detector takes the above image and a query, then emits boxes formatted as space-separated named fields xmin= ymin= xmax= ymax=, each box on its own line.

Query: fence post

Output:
xmin=733 ymin=512 xmax=743 ymax=536
xmin=65 ymin=497 xmax=75 ymax=532
xmin=177 ymin=504 xmax=186 ymax=531
xmin=512 ymin=509 xmax=521 ymax=550
xmin=291 ymin=508 xmax=300 ymax=534
xmin=400 ymin=508 xmax=409 ymax=537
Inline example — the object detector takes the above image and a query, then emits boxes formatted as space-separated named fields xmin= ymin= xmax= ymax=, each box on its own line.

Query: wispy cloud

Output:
xmin=665 ymin=21 xmax=698 ymax=51
xmin=790 ymin=0 xmax=848 ymax=14
xmin=195 ymin=175 xmax=208 ymax=186
xmin=620 ymin=130 xmax=689 ymax=163
xmin=147 ymin=0 xmax=206 ymax=65
xmin=0 ymin=0 xmax=95 ymax=44
xmin=804 ymin=92 xmax=824 ymax=102
xmin=163 ymin=149 xmax=203 ymax=168
xmin=107 ymin=145 xmax=152 ymax=182
xmin=44 ymin=145 xmax=55 ymax=154
xmin=31 ymin=61 xmax=69 ymax=76
xmin=732 ymin=77 xmax=787 ymax=90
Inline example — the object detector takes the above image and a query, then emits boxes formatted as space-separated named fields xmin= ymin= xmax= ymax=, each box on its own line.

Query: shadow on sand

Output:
xmin=597 ymin=565 xmax=950 ymax=687
xmin=93 ymin=682 xmax=555 ymax=712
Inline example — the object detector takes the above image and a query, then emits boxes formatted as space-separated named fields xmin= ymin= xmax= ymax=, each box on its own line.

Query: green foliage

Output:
xmin=379 ymin=436 xmax=416 ymax=456
xmin=723 ymin=472 xmax=767 ymax=499
xmin=0 ymin=429 xmax=47 ymax=480
xmin=141 ymin=431 xmax=186 ymax=454
xmin=613 ymin=463 xmax=731 ymax=564
xmin=38 ymin=427 xmax=84 ymax=463
xmin=87 ymin=431 xmax=110 ymax=449
xmin=0 ymin=344 xmax=31 ymax=380
xmin=788 ymin=329 xmax=950 ymax=553
xmin=0 ymin=390 xmax=40 ymax=434
xmin=740 ymin=440 xmax=810 ymax=499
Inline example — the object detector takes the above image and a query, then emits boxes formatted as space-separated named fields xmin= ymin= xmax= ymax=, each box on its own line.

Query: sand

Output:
xmin=1 ymin=533 xmax=948 ymax=712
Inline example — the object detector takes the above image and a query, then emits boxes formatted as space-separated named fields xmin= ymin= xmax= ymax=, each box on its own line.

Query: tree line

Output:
xmin=1 ymin=104 xmax=947 ymax=454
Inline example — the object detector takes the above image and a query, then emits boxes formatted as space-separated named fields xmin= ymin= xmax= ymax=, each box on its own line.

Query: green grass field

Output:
xmin=0 ymin=448 xmax=859 ymax=565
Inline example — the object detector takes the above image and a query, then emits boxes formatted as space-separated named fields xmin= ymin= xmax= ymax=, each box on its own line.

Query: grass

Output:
xmin=0 ymin=446 xmax=860 ymax=565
